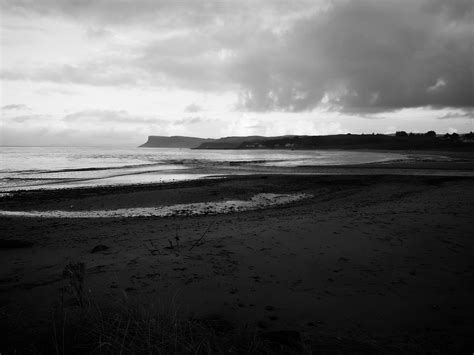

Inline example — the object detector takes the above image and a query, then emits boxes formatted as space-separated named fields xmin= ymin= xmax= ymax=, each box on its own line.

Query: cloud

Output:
xmin=1 ymin=0 xmax=473 ymax=115
xmin=234 ymin=0 xmax=473 ymax=112
xmin=85 ymin=27 xmax=113 ymax=39
xmin=1 ymin=63 xmax=140 ymax=87
xmin=1 ymin=104 xmax=30 ymax=110
xmin=422 ymin=0 xmax=474 ymax=21
xmin=427 ymin=78 xmax=447 ymax=93
xmin=173 ymin=117 xmax=209 ymax=125
xmin=9 ymin=114 xmax=48 ymax=123
xmin=63 ymin=109 xmax=165 ymax=124
xmin=184 ymin=103 xmax=204 ymax=113
xmin=437 ymin=111 xmax=474 ymax=120
xmin=1 ymin=0 xmax=320 ymax=28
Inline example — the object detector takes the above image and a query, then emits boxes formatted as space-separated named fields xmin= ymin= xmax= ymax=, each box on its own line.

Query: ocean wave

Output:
xmin=12 ymin=162 xmax=167 ymax=175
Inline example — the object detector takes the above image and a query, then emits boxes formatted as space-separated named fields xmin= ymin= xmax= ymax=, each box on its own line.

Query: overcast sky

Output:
xmin=1 ymin=0 xmax=473 ymax=146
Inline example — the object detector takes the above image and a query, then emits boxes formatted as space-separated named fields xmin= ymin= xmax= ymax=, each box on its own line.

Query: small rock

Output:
xmin=260 ymin=330 xmax=302 ymax=349
xmin=0 ymin=239 xmax=33 ymax=249
xmin=91 ymin=245 xmax=109 ymax=253
xmin=197 ymin=315 xmax=234 ymax=333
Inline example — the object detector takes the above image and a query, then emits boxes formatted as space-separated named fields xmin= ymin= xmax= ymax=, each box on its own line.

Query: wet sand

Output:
xmin=1 ymin=172 xmax=473 ymax=353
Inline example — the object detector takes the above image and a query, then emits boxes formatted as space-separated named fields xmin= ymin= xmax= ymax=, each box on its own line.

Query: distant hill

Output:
xmin=196 ymin=136 xmax=294 ymax=149
xmin=234 ymin=133 xmax=474 ymax=150
xmin=139 ymin=136 xmax=212 ymax=148
xmin=140 ymin=133 xmax=474 ymax=150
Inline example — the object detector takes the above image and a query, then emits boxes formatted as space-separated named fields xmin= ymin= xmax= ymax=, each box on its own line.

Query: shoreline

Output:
xmin=2 ymin=160 xmax=474 ymax=196
xmin=2 ymin=172 xmax=473 ymax=210
xmin=2 ymin=149 xmax=474 ymax=194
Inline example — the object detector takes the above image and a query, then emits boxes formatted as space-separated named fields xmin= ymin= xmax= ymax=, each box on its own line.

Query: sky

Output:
xmin=0 ymin=0 xmax=473 ymax=146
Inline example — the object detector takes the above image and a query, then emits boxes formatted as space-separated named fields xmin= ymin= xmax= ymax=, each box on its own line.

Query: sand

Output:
xmin=0 ymin=192 xmax=312 ymax=218
xmin=1 ymin=171 xmax=473 ymax=352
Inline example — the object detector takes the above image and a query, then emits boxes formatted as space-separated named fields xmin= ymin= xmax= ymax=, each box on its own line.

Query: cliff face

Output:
xmin=139 ymin=135 xmax=282 ymax=149
xmin=139 ymin=136 xmax=212 ymax=148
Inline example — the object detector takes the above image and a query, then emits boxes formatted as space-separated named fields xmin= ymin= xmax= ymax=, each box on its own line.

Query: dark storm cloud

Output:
xmin=422 ymin=0 xmax=473 ymax=21
xmin=2 ymin=0 xmax=472 ymax=113
xmin=235 ymin=0 xmax=473 ymax=112
xmin=135 ymin=33 xmax=233 ymax=90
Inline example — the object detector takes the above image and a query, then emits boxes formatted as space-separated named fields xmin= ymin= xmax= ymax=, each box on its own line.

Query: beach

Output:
xmin=1 ymin=160 xmax=473 ymax=353
xmin=3 ymin=0 xmax=473 ymax=351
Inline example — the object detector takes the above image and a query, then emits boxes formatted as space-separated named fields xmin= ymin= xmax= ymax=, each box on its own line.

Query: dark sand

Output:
xmin=1 ymin=166 xmax=474 ymax=352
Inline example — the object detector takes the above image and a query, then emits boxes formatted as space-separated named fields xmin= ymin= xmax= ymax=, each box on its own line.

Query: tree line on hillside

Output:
xmin=395 ymin=131 xmax=474 ymax=141
xmin=232 ymin=132 xmax=474 ymax=150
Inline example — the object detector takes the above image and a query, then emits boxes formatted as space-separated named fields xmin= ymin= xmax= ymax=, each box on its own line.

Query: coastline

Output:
xmin=1 ymin=149 xmax=474 ymax=195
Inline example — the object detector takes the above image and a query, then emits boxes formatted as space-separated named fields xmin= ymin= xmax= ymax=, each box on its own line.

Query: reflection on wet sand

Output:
xmin=0 ymin=192 xmax=312 ymax=218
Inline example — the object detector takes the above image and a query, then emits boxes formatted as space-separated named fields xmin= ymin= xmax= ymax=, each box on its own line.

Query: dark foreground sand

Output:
xmin=1 ymin=172 xmax=473 ymax=353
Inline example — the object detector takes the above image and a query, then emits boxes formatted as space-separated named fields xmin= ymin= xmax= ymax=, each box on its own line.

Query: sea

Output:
xmin=0 ymin=146 xmax=406 ymax=192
